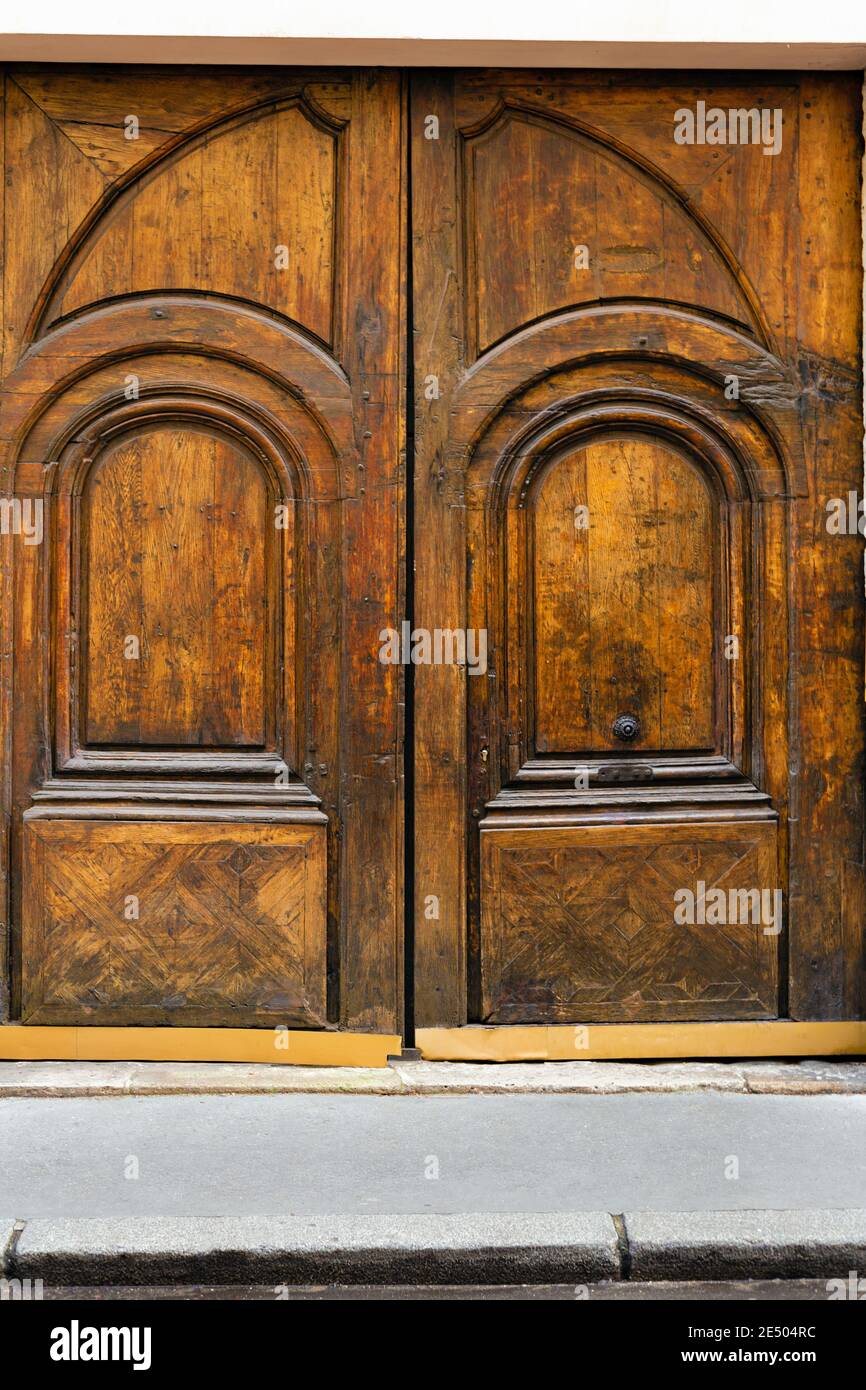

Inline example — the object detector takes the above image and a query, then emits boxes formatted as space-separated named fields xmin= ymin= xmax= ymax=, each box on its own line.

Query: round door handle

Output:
xmin=612 ymin=713 xmax=640 ymax=742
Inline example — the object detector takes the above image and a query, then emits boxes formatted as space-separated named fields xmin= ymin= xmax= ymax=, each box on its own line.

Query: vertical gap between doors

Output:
xmin=403 ymin=70 xmax=416 ymax=1047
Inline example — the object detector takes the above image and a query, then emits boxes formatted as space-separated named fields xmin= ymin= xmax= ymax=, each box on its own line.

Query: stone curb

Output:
xmin=0 ymin=1220 xmax=18 ymax=1276
xmin=9 ymin=1213 xmax=619 ymax=1286
xmin=5 ymin=1210 xmax=865 ymax=1285
xmin=625 ymin=1209 xmax=866 ymax=1281
xmin=2 ymin=1058 xmax=866 ymax=1097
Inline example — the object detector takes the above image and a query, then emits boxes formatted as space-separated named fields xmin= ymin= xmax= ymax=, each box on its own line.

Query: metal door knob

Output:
xmin=612 ymin=713 xmax=640 ymax=741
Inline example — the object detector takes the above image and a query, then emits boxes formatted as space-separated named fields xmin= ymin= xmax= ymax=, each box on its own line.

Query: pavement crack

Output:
xmin=612 ymin=1213 xmax=632 ymax=1281
xmin=4 ymin=1220 xmax=26 ymax=1277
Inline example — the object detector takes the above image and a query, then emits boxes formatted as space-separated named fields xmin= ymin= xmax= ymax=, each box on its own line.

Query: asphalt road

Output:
xmin=35 ymin=1279 xmax=837 ymax=1300
xmin=2 ymin=1091 xmax=865 ymax=1218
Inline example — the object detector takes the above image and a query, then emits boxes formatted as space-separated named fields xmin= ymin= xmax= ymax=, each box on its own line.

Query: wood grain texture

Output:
xmin=789 ymin=75 xmax=866 ymax=1020
xmin=84 ymin=425 xmax=269 ymax=747
xmin=22 ymin=818 xmax=327 ymax=1026
xmin=50 ymin=102 xmax=338 ymax=345
xmin=412 ymin=69 xmax=863 ymax=1029
xmin=9 ymin=67 xmax=350 ymax=180
xmin=480 ymin=820 xmax=779 ymax=1023
xmin=411 ymin=71 xmax=467 ymax=1027
xmin=533 ymin=435 xmax=715 ymax=753
xmin=337 ymin=70 xmax=406 ymax=1030
xmin=1 ymin=74 xmax=104 ymax=378
xmin=1 ymin=65 xmax=405 ymax=1032
xmin=466 ymin=107 xmax=755 ymax=356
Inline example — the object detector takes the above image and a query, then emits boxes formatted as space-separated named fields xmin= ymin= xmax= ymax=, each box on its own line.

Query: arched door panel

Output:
xmin=531 ymin=433 xmax=717 ymax=755
xmin=82 ymin=422 xmax=273 ymax=750
xmin=471 ymin=395 xmax=775 ymax=1023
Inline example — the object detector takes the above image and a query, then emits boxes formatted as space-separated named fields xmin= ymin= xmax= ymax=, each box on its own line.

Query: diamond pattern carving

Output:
xmin=22 ymin=819 xmax=327 ymax=1026
xmin=480 ymin=823 xmax=779 ymax=1022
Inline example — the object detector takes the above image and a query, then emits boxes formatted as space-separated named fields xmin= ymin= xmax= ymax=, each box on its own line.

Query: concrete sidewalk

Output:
xmin=2 ymin=1057 xmax=866 ymax=1096
xmin=2 ymin=1085 xmax=866 ymax=1283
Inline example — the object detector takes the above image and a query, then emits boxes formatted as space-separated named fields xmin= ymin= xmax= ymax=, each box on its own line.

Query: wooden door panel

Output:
xmin=413 ymin=70 xmax=863 ymax=1028
xmin=22 ymin=816 xmax=327 ymax=1026
xmin=465 ymin=105 xmax=755 ymax=358
xmin=533 ymin=434 xmax=716 ymax=753
xmin=84 ymin=423 xmax=271 ymax=748
xmin=1 ymin=66 xmax=405 ymax=1031
xmin=42 ymin=100 xmax=338 ymax=343
xmin=480 ymin=820 xmax=778 ymax=1023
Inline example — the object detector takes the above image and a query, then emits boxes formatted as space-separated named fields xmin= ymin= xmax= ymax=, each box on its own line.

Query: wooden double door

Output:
xmin=1 ymin=66 xmax=862 ymax=1038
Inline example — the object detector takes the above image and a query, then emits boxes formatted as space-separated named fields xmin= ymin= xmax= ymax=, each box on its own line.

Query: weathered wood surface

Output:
xmin=480 ymin=820 xmax=779 ymax=1022
xmin=1 ymin=66 xmax=861 ymax=1037
xmin=0 ymin=66 xmax=405 ymax=1030
xmin=412 ymin=70 xmax=863 ymax=1026
xmin=22 ymin=817 xmax=328 ymax=1026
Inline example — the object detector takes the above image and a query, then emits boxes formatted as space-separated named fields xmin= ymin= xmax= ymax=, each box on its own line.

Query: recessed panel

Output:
xmin=466 ymin=111 xmax=758 ymax=357
xmin=533 ymin=435 xmax=716 ymax=753
xmin=22 ymin=818 xmax=327 ymax=1026
xmin=83 ymin=423 xmax=272 ymax=748
xmin=53 ymin=104 xmax=339 ymax=346
xmin=480 ymin=819 xmax=779 ymax=1023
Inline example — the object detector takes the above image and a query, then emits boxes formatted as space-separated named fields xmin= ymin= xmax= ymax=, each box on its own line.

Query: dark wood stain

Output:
xmin=0 ymin=66 xmax=405 ymax=1031
xmin=412 ymin=70 xmax=864 ymax=1027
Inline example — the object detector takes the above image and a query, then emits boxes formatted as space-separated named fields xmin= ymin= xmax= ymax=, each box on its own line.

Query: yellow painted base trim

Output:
xmin=0 ymin=1026 xmax=401 ymax=1068
xmin=416 ymin=1021 xmax=866 ymax=1062
xmin=4 ymin=1022 xmax=864 ymax=1067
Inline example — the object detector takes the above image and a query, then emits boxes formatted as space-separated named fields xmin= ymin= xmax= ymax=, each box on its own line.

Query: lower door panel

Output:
xmin=21 ymin=815 xmax=327 ymax=1027
xmin=480 ymin=818 xmax=779 ymax=1023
